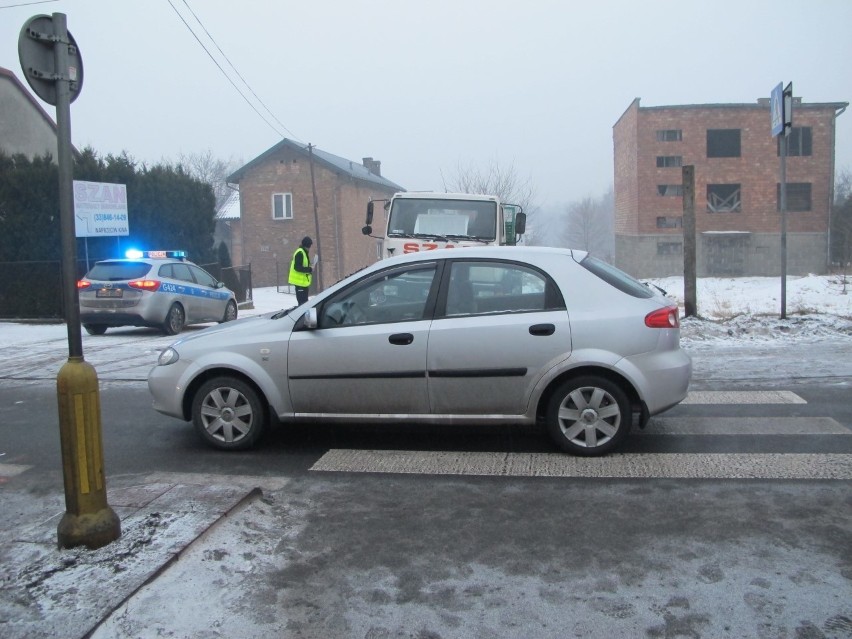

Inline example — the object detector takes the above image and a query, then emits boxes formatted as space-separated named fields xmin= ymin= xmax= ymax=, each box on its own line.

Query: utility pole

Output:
xmin=19 ymin=13 xmax=120 ymax=549
xmin=682 ymin=165 xmax=697 ymax=317
xmin=307 ymin=144 xmax=324 ymax=290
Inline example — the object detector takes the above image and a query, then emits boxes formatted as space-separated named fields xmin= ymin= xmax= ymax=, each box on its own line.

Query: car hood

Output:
xmin=169 ymin=310 xmax=297 ymax=347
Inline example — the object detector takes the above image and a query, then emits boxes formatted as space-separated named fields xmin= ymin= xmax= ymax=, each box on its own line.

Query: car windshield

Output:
xmin=86 ymin=261 xmax=152 ymax=281
xmin=387 ymin=199 xmax=497 ymax=239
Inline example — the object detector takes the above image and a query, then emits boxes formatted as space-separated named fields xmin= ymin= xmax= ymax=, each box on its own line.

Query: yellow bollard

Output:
xmin=55 ymin=356 xmax=121 ymax=549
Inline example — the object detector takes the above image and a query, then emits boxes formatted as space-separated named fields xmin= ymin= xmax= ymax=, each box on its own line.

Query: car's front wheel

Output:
xmin=545 ymin=376 xmax=631 ymax=456
xmin=191 ymin=376 xmax=266 ymax=450
xmin=84 ymin=324 xmax=107 ymax=335
xmin=220 ymin=300 xmax=237 ymax=323
xmin=162 ymin=303 xmax=185 ymax=335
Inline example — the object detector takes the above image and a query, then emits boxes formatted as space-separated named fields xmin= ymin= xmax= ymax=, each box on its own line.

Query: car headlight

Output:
xmin=157 ymin=347 xmax=180 ymax=366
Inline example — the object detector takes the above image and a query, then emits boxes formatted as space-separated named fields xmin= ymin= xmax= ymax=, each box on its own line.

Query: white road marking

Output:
xmin=311 ymin=450 xmax=852 ymax=479
xmin=643 ymin=416 xmax=849 ymax=435
xmin=0 ymin=463 xmax=32 ymax=477
xmin=682 ymin=390 xmax=806 ymax=404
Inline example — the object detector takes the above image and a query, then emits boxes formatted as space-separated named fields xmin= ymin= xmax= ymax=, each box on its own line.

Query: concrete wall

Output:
xmin=616 ymin=231 xmax=828 ymax=278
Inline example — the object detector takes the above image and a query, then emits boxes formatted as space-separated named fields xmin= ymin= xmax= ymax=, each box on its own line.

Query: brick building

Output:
xmin=226 ymin=139 xmax=404 ymax=288
xmin=613 ymin=97 xmax=847 ymax=278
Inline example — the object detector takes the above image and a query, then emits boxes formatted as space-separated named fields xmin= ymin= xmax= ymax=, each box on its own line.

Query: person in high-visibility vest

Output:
xmin=288 ymin=236 xmax=314 ymax=305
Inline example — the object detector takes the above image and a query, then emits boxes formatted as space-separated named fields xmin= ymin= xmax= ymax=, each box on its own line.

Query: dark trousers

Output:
xmin=295 ymin=287 xmax=309 ymax=305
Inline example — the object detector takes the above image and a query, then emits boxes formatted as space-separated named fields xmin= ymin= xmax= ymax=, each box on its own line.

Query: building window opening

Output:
xmin=656 ymin=156 xmax=683 ymax=168
xmin=657 ymin=241 xmax=683 ymax=255
xmin=778 ymin=127 xmax=812 ymax=157
xmin=777 ymin=183 xmax=812 ymax=212
xmin=707 ymin=184 xmax=742 ymax=212
xmin=656 ymin=129 xmax=682 ymax=142
xmin=657 ymin=184 xmax=683 ymax=196
xmin=272 ymin=193 xmax=293 ymax=220
xmin=656 ymin=216 xmax=683 ymax=229
xmin=707 ymin=129 xmax=741 ymax=158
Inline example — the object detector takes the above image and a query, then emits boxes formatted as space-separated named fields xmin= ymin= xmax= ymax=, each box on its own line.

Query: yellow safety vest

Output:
xmin=288 ymin=247 xmax=311 ymax=287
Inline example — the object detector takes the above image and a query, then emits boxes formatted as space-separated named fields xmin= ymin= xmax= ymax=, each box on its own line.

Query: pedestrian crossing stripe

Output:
xmin=0 ymin=463 xmax=31 ymax=478
xmin=682 ymin=391 xmax=806 ymax=404
xmin=644 ymin=417 xmax=847 ymax=435
xmin=310 ymin=450 xmax=852 ymax=480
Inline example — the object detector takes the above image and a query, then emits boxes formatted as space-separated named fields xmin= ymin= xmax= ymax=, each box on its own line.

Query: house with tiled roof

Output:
xmin=0 ymin=66 xmax=60 ymax=160
xmin=226 ymin=139 xmax=404 ymax=288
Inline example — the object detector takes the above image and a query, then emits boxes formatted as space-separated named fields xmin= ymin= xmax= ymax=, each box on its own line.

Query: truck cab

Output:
xmin=362 ymin=192 xmax=526 ymax=259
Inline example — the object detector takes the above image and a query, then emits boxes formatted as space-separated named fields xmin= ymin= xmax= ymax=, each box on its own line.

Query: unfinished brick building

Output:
xmin=226 ymin=139 xmax=403 ymax=288
xmin=613 ymin=97 xmax=847 ymax=278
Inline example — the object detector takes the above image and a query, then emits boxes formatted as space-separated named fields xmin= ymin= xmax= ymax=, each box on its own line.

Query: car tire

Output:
xmin=192 ymin=376 xmax=266 ymax=450
xmin=545 ymin=376 xmax=631 ymax=456
xmin=220 ymin=300 xmax=237 ymax=323
xmin=162 ymin=303 xmax=185 ymax=335
xmin=84 ymin=324 xmax=107 ymax=335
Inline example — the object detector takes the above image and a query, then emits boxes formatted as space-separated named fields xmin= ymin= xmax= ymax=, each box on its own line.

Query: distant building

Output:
xmin=226 ymin=139 xmax=403 ymax=288
xmin=0 ymin=66 xmax=60 ymax=160
xmin=613 ymin=97 xmax=848 ymax=277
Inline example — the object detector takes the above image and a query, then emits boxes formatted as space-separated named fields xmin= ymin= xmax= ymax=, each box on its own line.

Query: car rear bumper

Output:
xmin=619 ymin=348 xmax=692 ymax=416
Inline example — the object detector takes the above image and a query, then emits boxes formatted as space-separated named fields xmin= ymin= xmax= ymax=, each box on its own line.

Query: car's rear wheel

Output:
xmin=220 ymin=300 xmax=237 ymax=323
xmin=546 ymin=376 xmax=630 ymax=456
xmin=162 ymin=303 xmax=185 ymax=335
xmin=84 ymin=324 xmax=107 ymax=335
xmin=191 ymin=376 xmax=266 ymax=450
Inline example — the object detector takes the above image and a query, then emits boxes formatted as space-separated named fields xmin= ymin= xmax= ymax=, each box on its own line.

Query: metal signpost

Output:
xmin=19 ymin=13 xmax=120 ymax=549
xmin=771 ymin=81 xmax=793 ymax=319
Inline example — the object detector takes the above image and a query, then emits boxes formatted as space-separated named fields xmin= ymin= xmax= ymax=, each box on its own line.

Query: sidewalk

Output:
xmin=0 ymin=470 xmax=287 ymax=639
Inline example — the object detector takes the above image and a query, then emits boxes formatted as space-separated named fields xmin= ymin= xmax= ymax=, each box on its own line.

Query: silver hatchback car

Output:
xmin=78 ymin=250 xmax=237 ymax=336
xmin=149 ymin=246 xmax=691 ymax=456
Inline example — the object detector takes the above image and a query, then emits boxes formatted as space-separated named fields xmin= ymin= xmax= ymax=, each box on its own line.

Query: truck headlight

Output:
xmin=158 ymin=347 xmax=180 ymax=366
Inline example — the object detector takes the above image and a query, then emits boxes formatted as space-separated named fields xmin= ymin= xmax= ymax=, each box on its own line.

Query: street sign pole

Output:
xmin=770 ymin=82 xmax=793 ymax=319
xmin=19 ymin=13 xmax=120 ymax=550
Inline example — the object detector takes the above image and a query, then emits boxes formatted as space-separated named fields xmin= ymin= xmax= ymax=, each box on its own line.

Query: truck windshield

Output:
xmin=387 ymin=199 xmax=498 ymax=240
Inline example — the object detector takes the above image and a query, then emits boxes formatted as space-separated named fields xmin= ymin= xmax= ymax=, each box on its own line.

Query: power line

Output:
xmin=0 ymin=0 xmax=59 ymax=9
xmin=165 ymin=0 xmax=301 ymax=143
xmin=178 ymin=0 xmax=301 ymax=141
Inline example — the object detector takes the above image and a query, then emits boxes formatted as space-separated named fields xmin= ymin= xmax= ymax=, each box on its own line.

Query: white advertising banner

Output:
xmin=73 ymin=180 xmax=129 ymax=237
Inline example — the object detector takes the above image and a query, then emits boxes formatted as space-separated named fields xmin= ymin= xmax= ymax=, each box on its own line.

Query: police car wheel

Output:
xmin=220 ymin=300 xmax=237 ymax=323
xmin=192 ymin=376 xmax=266 ymax=450
xmin=84 ymin=324 xmax=107 ymax=336
xmin=162 ymin=303 xmax=185 ymax=336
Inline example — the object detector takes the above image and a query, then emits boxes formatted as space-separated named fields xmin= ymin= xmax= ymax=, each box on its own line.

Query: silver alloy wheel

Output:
xmin=222 ymin=300 xmax=237 ymax=322
xmin=199 ymin=385 xmax=254 ymax=444
xmin=556 ymin=385 xmax=621 ymax=448
xmin=164 ymin=303 xmax=185 ymax=335
xmin=546 ymin=376 xmax=630 ymax=456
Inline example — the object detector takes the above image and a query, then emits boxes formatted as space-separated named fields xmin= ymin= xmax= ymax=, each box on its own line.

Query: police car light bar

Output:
xmin=125 ymin=249 xmax=187 ymax=259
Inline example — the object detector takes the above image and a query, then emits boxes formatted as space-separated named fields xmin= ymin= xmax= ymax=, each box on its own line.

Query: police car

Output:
xmin=77 ymin=250 xmax=237 ymax=336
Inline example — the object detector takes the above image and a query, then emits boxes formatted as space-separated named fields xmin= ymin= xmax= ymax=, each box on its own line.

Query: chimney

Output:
xmin=362 ymin=157 xmax=381 ymax=176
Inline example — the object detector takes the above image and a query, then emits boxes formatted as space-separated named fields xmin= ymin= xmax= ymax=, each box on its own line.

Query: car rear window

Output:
xmin=86 ymin=261 xmax=152 ymax=281
xmin=578 ymin=255 xmax=654 ymax=299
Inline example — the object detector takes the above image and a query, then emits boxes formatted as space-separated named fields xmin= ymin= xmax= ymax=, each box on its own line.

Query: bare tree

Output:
xmin=440 ymin=158 xmax=538 ymax=219
xmin=177 ymin=150 xmax=242 ymax=209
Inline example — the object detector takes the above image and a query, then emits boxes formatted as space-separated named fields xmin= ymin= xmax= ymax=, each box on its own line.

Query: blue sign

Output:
xmin=770 ymin=82 xmax=784 ymax=137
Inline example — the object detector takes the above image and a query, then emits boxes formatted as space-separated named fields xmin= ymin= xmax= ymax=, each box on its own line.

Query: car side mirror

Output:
xmin=366 ymin=201 xmax=374 ymax=226
xmin=216 ymin=281 xmax=225 ymax=289
xmin=515 ymin=212 xmax=526 ymax=236
xmin=303 ymin=307 xmax=318 ymax=329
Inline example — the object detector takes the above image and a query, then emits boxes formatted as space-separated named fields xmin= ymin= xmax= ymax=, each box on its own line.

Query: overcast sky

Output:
xmin=2 ymin=0 xmax=851 ymax=210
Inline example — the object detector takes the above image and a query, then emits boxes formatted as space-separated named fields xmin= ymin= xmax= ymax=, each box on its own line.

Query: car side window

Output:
xmin=319 ymin=264 xmax=437 ymax=328
xmin=189 ymin=265 xmax=217 ymax=288
xmin=444 ymin=261 xmax=564 ymax=316
xmin=168 ymin=263 xmax=194 ymax=283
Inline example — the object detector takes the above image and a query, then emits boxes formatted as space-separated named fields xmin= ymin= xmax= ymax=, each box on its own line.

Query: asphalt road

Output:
xmin=2 ymin=334 xmax=852 ymax=638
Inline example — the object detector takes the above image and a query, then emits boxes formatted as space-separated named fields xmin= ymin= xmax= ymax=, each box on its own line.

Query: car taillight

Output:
xmin=645 ymin=305 xmax=680 ymax=328
xmin=77 ymin=280 xmax=91 ymax=289
xmin=128 ymin=279 xmax=160 ymax=291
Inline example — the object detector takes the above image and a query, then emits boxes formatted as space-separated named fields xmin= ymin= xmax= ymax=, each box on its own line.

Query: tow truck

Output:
xmin=362 ymin=192 xmax=526 ymax=260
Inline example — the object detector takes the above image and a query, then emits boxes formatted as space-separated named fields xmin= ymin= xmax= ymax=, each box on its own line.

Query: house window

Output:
xmin=657 ymin=241 xmax=682 ymax=255
xmin=272 ymin=193 xmax=293 ymax=220
xmin=707 ymin=184 xmax=741 ymax=212
xmin=777 ymin=183 xmax=812 ymax=212
xmin=778 ymin=127 xmax=812 ymax=157
xmin=656 ymin=156 xmax=683 ymax=168
xmin=657 ymin=184 xmax=683 ymax=196
xmin=656 ymin=216 xmax=683 ymax=229
xmin=707 ymin=129 xmax=741 ymax=158
xmin=656 ymin=129 xmax=682 ymax=142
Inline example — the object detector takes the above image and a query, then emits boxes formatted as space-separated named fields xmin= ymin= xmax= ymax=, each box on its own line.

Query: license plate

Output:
xmin=96 ymin=288 xmax=123 ymax=298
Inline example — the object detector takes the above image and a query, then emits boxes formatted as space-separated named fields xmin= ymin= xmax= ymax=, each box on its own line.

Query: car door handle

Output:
xmin=389 ymin=333 xmax=414 ymax=345
xmin=529 ymin=323 xmax=555 ymax=336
